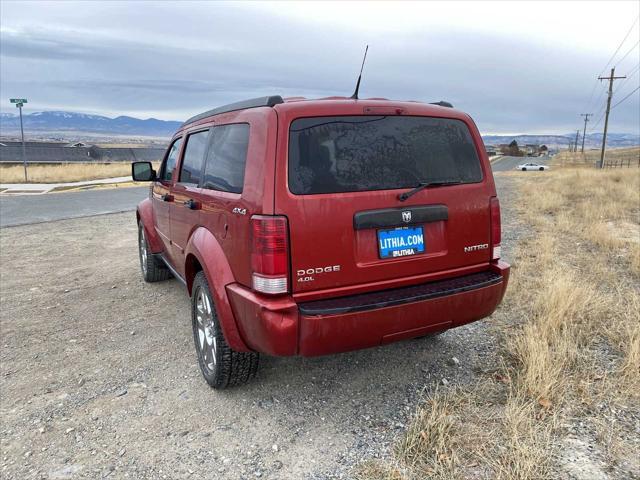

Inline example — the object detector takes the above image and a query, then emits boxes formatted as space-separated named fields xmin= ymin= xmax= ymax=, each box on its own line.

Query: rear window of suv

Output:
xmin=288 ymin=116 xmax=482 ymax=195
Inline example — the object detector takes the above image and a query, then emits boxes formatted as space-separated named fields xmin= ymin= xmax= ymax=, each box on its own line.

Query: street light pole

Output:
xmin=10 ymin=98 xmax=29 ymax=182
xmin=19 ymin=104 xmax=27 ymax=182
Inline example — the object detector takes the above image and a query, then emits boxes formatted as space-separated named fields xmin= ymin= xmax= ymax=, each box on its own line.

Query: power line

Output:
xmin=625 ymin=63 xmax=640 ymax=80
xmin=590 ymin=110 xmax=606 ymax=132
xmin=582 ymin=15 xmax=639 ymax=114
xmin=611 ymin=86 xmax=640 ymax=109
xmin=588 ymin=98 xmax=608 ymax=132
xmin=613 ymin=62 xmax=640 ymax=95
xmin=615 ymin=40 xmax=640 ymax=67
xmin=598 ymin=16 xmax=639 ymax=76
xmin=588 ymin=84 xmax=608 ymax=112
xmin=584 ymin=80 xmax=601 ymax=113
xmin=626 ymin=61 xmax=640 ymax=74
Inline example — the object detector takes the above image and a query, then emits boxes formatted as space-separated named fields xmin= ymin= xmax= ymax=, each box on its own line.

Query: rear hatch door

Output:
xmin=275 ymin=107 xmax=495 ymax=298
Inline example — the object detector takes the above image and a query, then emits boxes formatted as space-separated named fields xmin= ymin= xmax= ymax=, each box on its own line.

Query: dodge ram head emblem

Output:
xmin=402 ymin=211 xmax=412 ymax=223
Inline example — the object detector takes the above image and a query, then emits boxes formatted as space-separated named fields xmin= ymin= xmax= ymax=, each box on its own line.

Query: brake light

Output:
xmin=490 ymin=197 xmax=501 ymax=260
xmin=250 ymin=215 xmax=289 ymax=294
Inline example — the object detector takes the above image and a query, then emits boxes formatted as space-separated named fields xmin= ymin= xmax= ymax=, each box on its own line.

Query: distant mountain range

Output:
xmin=1 ymin=111 xmax=638 ymax=147
xmin=0 ymin=111 xmax=182 ymax=137
xmin=482 ymin=133 xmax=639 ymax=149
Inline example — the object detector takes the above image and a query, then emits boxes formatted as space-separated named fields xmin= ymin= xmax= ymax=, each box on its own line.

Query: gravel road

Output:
xmin=0 ymin=175 xmax=519 ymax=480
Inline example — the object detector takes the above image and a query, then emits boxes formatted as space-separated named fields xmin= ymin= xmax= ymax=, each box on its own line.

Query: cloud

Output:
xmin=0 ymin=1 xmax=638 ymax=134
xmin=0 ymin=30 xmax=98 ymax=60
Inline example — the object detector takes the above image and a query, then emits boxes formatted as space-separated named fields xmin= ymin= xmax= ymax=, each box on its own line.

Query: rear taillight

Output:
xmin=250 ymin=215 xmax=289 ymax=295
xmin=490 ymin=197 xmax=501 ymax=260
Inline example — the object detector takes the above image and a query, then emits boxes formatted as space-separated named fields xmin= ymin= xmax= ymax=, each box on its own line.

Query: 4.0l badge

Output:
xmin=296 ymin=265 xmax=341 ymax=283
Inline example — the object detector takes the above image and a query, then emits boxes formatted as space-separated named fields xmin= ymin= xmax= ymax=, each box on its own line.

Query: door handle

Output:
xmin=184 ymin=199 xmax=200 ymax=210
xmin=161 ymin=193 xmax=174 ymax=202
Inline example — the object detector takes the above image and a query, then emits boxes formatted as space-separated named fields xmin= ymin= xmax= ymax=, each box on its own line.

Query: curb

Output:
xmin=0 ymin=178 xmax=141 ymax=195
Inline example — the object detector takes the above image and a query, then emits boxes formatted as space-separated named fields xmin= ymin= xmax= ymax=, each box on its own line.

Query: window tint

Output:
xmin=160 ymin=138 xmax=182 ymax=182
xmin=288 ymin=116 xmax=482 ymax=195
xmin=202 ymin=124 xmax=250 ymax=193
xmin=179 ymin=130 xmax=209 ymax=185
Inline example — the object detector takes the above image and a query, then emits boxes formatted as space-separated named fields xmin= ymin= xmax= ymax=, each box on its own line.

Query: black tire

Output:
xmin=522 ymin=167 xmax=527 ymax=171
xmin=191 ymin=271 xmax=259 ymax=389
xmin=138 ymin=222 xmax=171 ymax=282
xmin=539 ymin=167 xmax=544 ymax=171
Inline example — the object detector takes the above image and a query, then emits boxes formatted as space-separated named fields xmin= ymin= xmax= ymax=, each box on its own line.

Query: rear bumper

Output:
xmin=226 ymin=261 xmax=510 ymax=357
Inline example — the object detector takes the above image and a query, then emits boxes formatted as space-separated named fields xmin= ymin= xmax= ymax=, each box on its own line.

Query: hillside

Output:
xmin=482 ymin=132 xmax=640 ymax=149
xmin=0 ymin=111 xmax=182 ymax=138
xmin=1 ymin=111 xmax=638 ymax=147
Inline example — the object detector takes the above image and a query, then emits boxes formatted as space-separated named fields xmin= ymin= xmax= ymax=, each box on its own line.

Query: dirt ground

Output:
xmin=0 ymin=178 xmax=519 ymax=480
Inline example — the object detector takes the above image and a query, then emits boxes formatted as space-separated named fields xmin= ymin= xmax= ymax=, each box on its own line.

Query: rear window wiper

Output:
xmin=398 ymin=180 xmax=462 ymax=202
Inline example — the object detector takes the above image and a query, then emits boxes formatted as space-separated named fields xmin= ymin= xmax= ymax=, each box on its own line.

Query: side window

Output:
xmin=179 ymin=130 xmax=209 ymax=185
xmin=160 ymin=138 xmax=182 ymax=182
xmin=202 ymin=124 xmax=250 ymax=193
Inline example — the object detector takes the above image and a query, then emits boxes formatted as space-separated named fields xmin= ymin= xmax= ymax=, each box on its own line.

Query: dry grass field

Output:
xmin=359 ymin=167 xmax=640 ymax=479
xmin=554 ymin=146 xmax=640 ymax=168
xmin=0 ymin=162 xmax=159 ymax=184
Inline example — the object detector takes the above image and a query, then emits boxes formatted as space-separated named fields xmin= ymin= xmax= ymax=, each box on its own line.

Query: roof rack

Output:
xmin=182 ymin=95 xmax=284 ymax=127
xmin=430 ymin=101 xmax=454 ymax=108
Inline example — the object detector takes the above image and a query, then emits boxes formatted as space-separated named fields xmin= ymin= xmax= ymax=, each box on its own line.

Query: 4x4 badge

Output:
xmin=402 ymin=211 xmax=412 ymax=223
xmin=232 ymin=207 xmax=247 ymax=215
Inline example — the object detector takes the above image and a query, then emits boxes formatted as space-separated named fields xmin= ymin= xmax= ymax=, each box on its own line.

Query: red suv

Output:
xmin=132 ymin=95 xmax=510 ymax=389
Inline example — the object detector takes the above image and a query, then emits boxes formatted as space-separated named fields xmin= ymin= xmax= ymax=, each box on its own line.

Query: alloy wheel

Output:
xmin=195 ymin=287 xmax=217 ymax=373
xmin=139 ymin=226 xmax=148 ymax=275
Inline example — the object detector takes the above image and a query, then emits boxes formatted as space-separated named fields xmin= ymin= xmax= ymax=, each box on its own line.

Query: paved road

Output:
xmin=491 ymin=155 xmax=550 ymax=172
xmin=0 ymin=187 xmax=148 ymax=227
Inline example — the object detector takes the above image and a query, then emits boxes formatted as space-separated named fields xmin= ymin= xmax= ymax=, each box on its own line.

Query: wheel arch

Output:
xmin=185 ymin=227 xmax=251 ymax=353
xmin=136 ymin=197 xmax=163 ymax=254
xmin=184 ymin=253 xmax=203 ymax=293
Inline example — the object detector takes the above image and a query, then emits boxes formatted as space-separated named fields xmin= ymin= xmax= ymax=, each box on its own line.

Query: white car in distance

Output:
xmin=516 ymin=163 xmax=549 ymax=171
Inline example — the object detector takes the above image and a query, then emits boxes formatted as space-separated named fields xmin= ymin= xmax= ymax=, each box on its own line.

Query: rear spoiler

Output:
xmin=430 ymin=101 xmax=453 ymax=108
xmin=183 ymin=95 xmax=284 ymax=127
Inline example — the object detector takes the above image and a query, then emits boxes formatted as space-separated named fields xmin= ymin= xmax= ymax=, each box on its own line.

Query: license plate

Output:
xmin=377 ymin=226 xmax=425 ymax=259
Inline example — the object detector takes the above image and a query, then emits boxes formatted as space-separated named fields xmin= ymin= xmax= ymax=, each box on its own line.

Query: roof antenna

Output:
xmin=350 ymin=45 xmax=369 ymax=100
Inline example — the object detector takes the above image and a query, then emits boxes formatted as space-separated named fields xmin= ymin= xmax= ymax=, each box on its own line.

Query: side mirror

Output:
xmin=132 ymin=161 xmax=156 ymax=181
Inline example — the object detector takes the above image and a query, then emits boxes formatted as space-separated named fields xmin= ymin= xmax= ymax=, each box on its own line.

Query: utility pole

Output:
xmin=574 ymin=130 xmax=580 ymax=155
xmin=580 ymin=113 xmax=592 ymax=153
xmin=9 ymin=98 xmax=29 ymax=181
xmin=598 ymin=68 xmax=625 ymax=169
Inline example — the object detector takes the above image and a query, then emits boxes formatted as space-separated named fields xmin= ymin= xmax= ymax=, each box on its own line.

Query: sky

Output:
xmin=1 ymin=0 xmax=639 ymax=135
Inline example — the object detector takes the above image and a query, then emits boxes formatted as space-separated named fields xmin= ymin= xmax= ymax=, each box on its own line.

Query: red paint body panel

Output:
xmin=184 ymin=227 xmax=251 ymax=352
xmin=137 ymin=196 xmax=164 ymax=253
xmin=136 ymin=97 xmax=510 ymax=359
xmin=226 ymin=284 xmax=299 ymax=356
xmin=170 ymin=182 xmax=202 ymax=276
xmin=225 ymin=261 xmax=509 ymax=357
xmin=273 ymin=100 xmax=496 ymax=296
xmin=299 ymin=280 xmax=503 ymax=356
